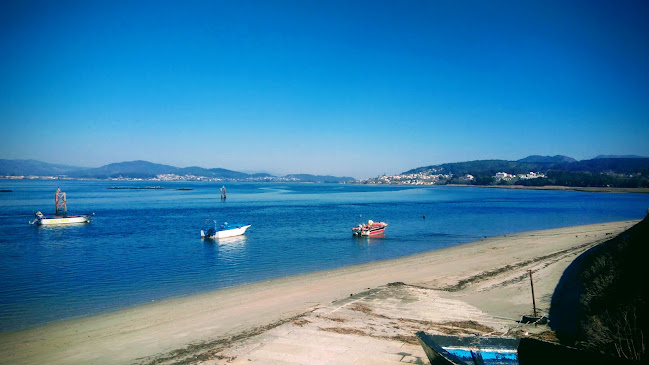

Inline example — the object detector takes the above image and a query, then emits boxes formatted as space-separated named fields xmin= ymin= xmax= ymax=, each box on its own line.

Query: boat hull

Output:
xmin=352 ymin=221 xmax=388 ymax=236
xmin=34 ymin=215 xmax=93 ymax=225
xmin=202 ymin=224 xmax=251 ymax=239
xmin=415 ymin=332 xmax=520 ymax=364
xmin=416 ymin=332 xmax=632 ymax=365
xmin=353 ymin=227 xmax=387 ymax=236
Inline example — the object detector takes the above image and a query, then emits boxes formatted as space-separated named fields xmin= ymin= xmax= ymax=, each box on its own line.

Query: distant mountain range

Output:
xmin=2 ymin=155 xmax=648 ymax=183
xmin=517 ymin=155 xmax=577 ymax=164
xmin=0 ymin=159 xmax=355 ymax=183
xmin=594 ymin=155 xmax=648 ymax=159
xmin=403 ymin=155 xmax=649 ymax=176
xmin=0 ymin=159 xmax=87 ymax=176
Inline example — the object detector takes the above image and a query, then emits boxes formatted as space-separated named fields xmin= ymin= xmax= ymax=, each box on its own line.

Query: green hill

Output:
xmin=550 ymin=215 xmax=649 ymax=361
xmin=401 ymin=156 xmax=649 ymax=188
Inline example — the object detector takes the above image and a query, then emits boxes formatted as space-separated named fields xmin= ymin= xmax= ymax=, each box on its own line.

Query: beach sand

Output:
xmin=0 ymin=220 xmax=639 ymax=364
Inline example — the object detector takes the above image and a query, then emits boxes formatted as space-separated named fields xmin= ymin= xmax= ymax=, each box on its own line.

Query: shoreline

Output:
xmin=446 ymin=184 xmax=649 ymax=194
xmin=0 ymin=219 xmax=640 ymax=364
xmin=3 ymin=178 xmax=648 ymax=194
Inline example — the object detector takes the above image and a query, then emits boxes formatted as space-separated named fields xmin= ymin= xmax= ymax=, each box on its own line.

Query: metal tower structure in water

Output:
xmin=55 ymin=187 xmax=67 ymax=216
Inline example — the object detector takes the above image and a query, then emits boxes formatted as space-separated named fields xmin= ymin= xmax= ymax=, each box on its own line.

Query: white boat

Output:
xmin=201 ymin=221 xmax=251 ymax=239
xmin=29 ymin=188 xmax=94 ymax=225
xmin=30 ymin=211 xmax=94 ymax=225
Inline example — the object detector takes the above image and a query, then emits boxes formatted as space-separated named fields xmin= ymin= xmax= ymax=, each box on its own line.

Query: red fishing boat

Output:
xmin=352 ymin=220 xmax=388 ymax=236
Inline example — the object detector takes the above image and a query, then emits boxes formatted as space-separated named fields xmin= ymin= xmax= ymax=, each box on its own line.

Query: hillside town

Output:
xmin=1 ymin=173 xmax=304 ymax=182
xmin=358 ymin=171 xmax=546 ymax=185
xmin=154 ymin=174 xmax=300 ymax=182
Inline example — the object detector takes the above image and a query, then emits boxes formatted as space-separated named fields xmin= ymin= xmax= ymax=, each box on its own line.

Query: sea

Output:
xmin=1 ymin=180 xmax=648 ymax=333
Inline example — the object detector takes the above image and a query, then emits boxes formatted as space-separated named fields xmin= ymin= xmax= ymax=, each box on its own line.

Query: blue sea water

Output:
xmin=1 ymin=180 xmax=648 ymax=332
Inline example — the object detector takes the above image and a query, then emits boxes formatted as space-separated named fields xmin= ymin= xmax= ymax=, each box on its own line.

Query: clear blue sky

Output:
xmin=2 ymin=1 xmax=648 ymax=179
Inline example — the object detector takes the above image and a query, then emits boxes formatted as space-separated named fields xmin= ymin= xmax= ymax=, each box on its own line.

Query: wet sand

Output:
xmin=0 ymin=220 xmax=639 ymax=364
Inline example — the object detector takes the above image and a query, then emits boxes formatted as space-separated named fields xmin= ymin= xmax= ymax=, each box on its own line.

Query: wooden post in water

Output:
xmin=529 ymin=269 xmax=537 ymax=318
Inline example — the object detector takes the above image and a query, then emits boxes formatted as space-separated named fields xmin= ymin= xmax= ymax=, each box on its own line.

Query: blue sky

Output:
xmin=2 ymin=1 xmax=648 ymax=179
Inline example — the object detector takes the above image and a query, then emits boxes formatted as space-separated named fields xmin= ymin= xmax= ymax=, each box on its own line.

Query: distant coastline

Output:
xmin=2 ymin=177 xmax=648 ymax=195
xmin=449 ymin=184 xmax=649 ymax=194
xmin=106 ymin=186 xmax=193 ymax=190
xmin=2 ymin=155 xmax=648 ymax=188
xmin=0 ymin=159 xmax=355 ymax=183
xmin=357 ymin=155 xmax=649 ymax=189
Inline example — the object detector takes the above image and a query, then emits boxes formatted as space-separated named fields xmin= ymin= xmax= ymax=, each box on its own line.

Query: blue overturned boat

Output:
xmin=416 ymin=333 xmax=518 ymax=364
xmin=415 ymin=332 xmax=634 ymax=365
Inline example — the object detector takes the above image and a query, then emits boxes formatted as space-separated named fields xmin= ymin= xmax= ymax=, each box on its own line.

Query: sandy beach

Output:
xmin=0 ymin=219 xmax=639 ymax=364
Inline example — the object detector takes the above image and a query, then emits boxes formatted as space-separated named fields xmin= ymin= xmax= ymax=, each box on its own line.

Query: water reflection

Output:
xmin=202 ymin=235 xmax=248 ymax=264
xmin=217 ymin=238 xmax=248 ymax=268
xmin=354 ymin=233 xmax=386 ymax=245
xmin=34 ymin=223 xmax=91 ymax=231
xmin=201 ymin=235 xmax=247 ymax=246
xmin=215 ymin=235 xmax=248 ymax=246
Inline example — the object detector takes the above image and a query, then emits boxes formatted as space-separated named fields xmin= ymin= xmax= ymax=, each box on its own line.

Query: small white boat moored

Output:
xmin=30 ymin=211 xmax=94 ymax=225
xmin=201 ymin=220 xmax=251 ymax=239
xmin=29 ymin=188 xmax=94 ymax=225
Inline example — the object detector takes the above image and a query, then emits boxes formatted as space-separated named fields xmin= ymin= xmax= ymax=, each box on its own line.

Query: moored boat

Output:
xmin=29 ymin=188 xmax=94 ymax=225
xmin=201 ymin=220 xmax=251 ymax=239
xmin=30 ymin=211 xmax=94 ymax=225
xmin=352 ymin=220 xmax=388 ymax=236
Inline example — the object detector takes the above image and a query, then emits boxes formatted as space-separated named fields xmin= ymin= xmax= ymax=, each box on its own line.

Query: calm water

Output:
xmin=1 ymin=180 xmax=648 ymax=332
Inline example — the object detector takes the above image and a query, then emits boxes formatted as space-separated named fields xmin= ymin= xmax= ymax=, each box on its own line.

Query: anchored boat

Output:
xmin=201 ymin=220 xmax=251 ymax=239
xmin=29 ymin=188 xmax=94 ymax=225
xmin=31 ymin=211 xmax=94 ymax=225
xmin=352 ymin=220 xmax=388 ymax=236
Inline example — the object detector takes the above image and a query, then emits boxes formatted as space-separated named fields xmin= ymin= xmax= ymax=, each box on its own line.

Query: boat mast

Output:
xmin=55 ymin=187 xmax=67 ymax=216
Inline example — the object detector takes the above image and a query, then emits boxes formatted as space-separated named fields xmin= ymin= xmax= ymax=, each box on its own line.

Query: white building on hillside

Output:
xmin=518 ymin=172 xmax=546 ymax=179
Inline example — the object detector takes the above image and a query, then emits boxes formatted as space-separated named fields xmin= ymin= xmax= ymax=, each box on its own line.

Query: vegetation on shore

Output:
xmin=366 ymin=156 xmax=649 ymax=188
xmin=551 ymin=215 xmax=649 ymax=361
